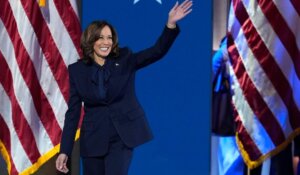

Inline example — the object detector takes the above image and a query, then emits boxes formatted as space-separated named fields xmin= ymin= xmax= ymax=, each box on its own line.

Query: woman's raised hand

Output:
xmin=167 ymin=0 xmax=193 ymax=28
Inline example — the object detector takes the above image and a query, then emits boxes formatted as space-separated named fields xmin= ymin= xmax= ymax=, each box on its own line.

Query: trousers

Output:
xmin=81 ymin=135 xmax=133 ymax=175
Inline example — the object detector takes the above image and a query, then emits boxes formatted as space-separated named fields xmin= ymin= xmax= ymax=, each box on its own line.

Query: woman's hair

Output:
xmin=80 ymin=20 xmax=119 ymax=63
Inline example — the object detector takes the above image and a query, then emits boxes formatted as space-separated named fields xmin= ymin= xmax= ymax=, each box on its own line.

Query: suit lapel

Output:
xmin=106 ymin=58 xmax=127 ymax=103
xmin=87 ymin=62 xmax=106 ymax=101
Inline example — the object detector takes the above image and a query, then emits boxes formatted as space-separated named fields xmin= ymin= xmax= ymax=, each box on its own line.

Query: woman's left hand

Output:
xmin=167 ymin=0 xmax=193 ymax=28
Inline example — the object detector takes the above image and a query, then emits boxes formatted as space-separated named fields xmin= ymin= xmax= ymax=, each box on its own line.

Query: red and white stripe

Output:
xmin=0 ymin=0 xmax=81 ymax=174
xmin=227 ymin=0 xmax=300 ymax=168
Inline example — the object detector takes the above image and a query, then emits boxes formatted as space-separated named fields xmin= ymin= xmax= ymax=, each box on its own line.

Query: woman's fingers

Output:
xmin=56 ymin=154 xmax=69 ymax=173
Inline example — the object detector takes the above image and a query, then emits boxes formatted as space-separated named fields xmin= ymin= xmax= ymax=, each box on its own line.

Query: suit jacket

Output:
xmin=60 ymin=26 xmax=180 ymax=157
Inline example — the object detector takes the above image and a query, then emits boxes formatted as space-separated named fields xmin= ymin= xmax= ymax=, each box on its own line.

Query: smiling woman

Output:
xmin=92 ymin=26 xmax=113 ymax=64
xmin=80 ymin=21 xmax=119 ymax=66
xmin=55 ymin=1 xmax=193 ymax=175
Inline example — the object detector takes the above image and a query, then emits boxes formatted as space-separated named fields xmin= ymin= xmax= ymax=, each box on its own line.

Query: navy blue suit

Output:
xmin=60 ymin=26 xmax=180 ymax=162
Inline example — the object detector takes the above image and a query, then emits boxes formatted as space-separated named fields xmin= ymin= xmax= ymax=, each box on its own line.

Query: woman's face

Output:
xmin=93 ymin=25 xmax=113 ymax=60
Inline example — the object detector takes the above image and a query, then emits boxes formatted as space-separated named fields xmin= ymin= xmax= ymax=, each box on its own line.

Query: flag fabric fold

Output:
xmin=0 ymin=0 xmax=81 ymax=174
xmin=227 ymin=0 xmax=300 ymax=169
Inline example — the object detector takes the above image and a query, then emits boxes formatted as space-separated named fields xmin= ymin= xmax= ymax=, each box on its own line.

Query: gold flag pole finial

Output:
xmin=39 ymin=0 xmax=46 ymax=7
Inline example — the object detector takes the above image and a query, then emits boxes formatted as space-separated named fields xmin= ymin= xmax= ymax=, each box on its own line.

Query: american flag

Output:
xmin=0 ymin=0 xmax=81 ymax=174
xmin=227 ymin=0 xmax=300 ymax=169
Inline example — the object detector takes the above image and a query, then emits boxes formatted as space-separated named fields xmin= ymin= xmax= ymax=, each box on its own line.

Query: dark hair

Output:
xmin=80 ymin=20 xmax=119 ymax=63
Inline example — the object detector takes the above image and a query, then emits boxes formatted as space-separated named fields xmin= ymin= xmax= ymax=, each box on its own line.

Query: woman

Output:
xmin=56 ymin=1 xmax=193 ymax=174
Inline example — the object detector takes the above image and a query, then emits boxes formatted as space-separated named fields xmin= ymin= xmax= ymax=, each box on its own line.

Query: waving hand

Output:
xmin=167 ymin=0 xmax=193 ymax=28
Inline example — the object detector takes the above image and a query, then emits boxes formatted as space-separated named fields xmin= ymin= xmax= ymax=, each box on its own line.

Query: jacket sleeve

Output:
xmin=132 ymin=25 xmax=180 ymax=70
xmin=59 ymin=65 xmax=82 ymax=157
